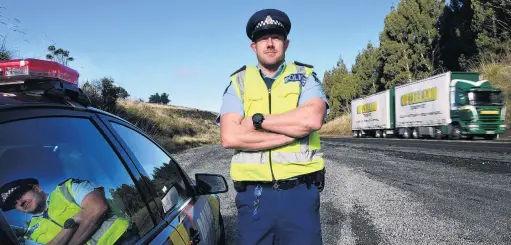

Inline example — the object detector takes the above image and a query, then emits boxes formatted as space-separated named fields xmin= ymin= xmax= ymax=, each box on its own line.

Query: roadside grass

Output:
xmin=112 ymin=99 xmax=220 ymax=153
xmin=318 ymin=114 xmax=352 ymax=137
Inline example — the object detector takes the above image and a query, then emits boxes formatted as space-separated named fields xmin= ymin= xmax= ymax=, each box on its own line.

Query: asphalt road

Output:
xmin=323 ymin=137 xmax=511 ymax=154
xmin=173 ymin=138 xmax=511 ymax=245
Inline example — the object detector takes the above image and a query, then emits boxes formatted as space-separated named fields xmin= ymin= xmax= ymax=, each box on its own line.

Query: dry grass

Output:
xmin=112 ymin=99 xmax=220 ymax=153
xmin=318 ymin=114 xmax=352 ymax=137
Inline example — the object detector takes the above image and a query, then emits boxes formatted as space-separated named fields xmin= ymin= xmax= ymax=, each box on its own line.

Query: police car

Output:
xmin=0 ymin=59 xmax=227 ymax=245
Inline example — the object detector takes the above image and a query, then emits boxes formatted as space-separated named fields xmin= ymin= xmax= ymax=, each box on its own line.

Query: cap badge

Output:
xmin=264 ymin=15 xmax=273 ymax=25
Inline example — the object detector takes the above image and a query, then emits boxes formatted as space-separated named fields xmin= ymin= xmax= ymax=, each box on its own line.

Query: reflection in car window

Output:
xmin=0 ymin=117 xmax=156 ymax=245
xmin=109 ymin=122 xmax=189 ymax=215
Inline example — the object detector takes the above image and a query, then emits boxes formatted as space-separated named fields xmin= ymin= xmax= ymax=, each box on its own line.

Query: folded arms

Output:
xmin=218 ymin=73 xmax=329 ymax=151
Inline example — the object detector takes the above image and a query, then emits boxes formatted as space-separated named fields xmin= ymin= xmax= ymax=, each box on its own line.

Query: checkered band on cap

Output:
xmin=1 ymin=186 xmax=19 ymax=202
xmin=255 ymin=15 xmax=285 ymax=30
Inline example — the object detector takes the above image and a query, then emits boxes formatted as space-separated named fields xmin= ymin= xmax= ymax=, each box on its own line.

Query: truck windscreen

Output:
xmin=468 ymin=91 xmax=504 ymax=105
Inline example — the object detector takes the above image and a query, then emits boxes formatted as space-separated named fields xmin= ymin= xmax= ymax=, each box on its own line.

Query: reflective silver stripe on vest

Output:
xmin=58 ymin=184 xmax=76 ymax=203
xmin=58 ymin=182 xmax=129 ymax=245
xmin=271 ymin=150 xmax=323 ymax=163
xmin=295 ymin=65 xmax=305 ymax=75
xmin=232 ymin=150 xmax=268 ymax=164
xmin=295 ymin=65 xmax=305 ymax=106
xmin=236 ymin=69 xmax=246 ymax=100
xmin=271 ymin=135 xmax=323 ymax=163
xmin=232 ymin=136 xmax=323 ymax=164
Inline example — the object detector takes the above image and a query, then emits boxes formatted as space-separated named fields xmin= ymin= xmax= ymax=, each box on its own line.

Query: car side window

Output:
xmin=0 ymin=117 xmax=157 ymax=245
xmin=109 ymin=122 xmax=190 ymax=216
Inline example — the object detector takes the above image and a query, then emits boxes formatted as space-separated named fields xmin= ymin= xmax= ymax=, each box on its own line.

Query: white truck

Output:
xmin=351 ymin=89 xmax=395 ymax=138
xmin=352 ymin=72 xmax=506 ymax=140
xmin=394 ymin=73 xmax=452 ymax=139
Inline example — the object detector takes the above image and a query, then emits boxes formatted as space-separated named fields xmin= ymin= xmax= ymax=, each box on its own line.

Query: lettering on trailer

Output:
xmin=401 ymin=87 xmax=438 ymax=106
xmin=357 ymin=102 xmax=378 ymax=114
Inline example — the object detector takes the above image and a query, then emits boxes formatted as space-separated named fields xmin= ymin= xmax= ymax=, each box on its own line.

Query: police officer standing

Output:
xmin=218 ymin=8 xmax=329 ymax=245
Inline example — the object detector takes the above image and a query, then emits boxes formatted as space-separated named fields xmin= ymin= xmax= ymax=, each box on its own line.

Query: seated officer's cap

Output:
xmin=246 ymin=9 xmax=291 ymax=41
xmin=0 ymin=178 xmax=38 ymax=211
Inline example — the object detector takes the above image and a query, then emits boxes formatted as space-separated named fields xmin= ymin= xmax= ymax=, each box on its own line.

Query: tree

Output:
xmin=322 ymin=57 xmax=360 ymax=120
xmin=149 ymin=93 xmax=161 ymax=103
xmin=0 ymin=40 xmax=12 ymax=60
xmin=470 ymin=0 xmax=511 ymax=62
xmin=117 ymin=87 xmax=130 ymax=99
xmin=46 ymin=45 xmax=74 ymax=65
xmin=0 ymin=6 xmax=25 ymax=60
xmin=438 ymin=0 xmax=479 ymax=71
xmin=81 ymin=80 xmax=103 ymax=107
xmin=159 ymin=92 xmax=170 ymax=104
xmin=351 ymin=42 xmax=385 ymax=95
xmin=80 ymin=77 xmax=130 ymax=111
xmin=148 ymin=92 xmax=171 ymax=104
xmin=439 ymin=0 xmax=511 ymax=70
xmin=379 ymin=0 xmax=445 ymax=87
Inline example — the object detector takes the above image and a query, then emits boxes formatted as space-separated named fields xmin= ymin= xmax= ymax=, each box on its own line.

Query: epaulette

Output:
xmin=294 ymin=61 xmax=313 ymax=68
xmin=57 ymin=177 xmax=74 ymax=186
xmin=230 ymin=65 xmax=246 ymax=76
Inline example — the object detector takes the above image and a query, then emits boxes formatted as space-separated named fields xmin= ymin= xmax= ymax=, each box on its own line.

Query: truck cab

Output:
xmin=451 ymin=73 xmax=506 ymax=140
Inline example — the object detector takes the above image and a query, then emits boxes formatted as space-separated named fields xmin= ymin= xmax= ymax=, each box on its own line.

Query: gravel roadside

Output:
xmin=172 ymin=140 xmax=511 ymax=245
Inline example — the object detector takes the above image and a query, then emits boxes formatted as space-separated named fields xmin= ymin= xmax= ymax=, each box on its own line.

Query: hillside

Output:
xmin=112 ymin=99 xmax=220 ymax=153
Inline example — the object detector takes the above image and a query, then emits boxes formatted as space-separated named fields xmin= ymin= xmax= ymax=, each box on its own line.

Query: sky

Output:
xmin=1 ymin=0 xmax=398 ymax=113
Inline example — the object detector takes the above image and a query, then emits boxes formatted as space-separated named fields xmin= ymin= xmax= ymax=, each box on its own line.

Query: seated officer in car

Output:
xmin=0 ymin=178 xmax=139 ymax=245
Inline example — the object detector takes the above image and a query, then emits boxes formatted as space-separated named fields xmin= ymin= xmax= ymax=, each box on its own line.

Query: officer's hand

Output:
xmin=241 ymin=117 xmax=255 ymax=130
xmin=72 ymin=212 xmax=83 ymax=224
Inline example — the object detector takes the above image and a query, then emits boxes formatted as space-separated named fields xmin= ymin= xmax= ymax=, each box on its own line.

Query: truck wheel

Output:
xmin=375 ymin=130 xmax=382 ymax=138
xmin=451 ymin=125 xmax=461 ymax=140
xmin=434 ymin=128 xmax=443 ymax=139
xmin=382 ymin=131 xmax=387 ymax=138
xmin=412 ymin=128 xmax=420 ymax=139
xmin=402 ymin=128 xmax=411 ymax=139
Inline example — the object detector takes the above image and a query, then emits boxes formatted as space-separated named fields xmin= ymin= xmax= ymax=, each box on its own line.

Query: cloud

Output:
xmin=173 ymin=66 xmax=198 ymax=76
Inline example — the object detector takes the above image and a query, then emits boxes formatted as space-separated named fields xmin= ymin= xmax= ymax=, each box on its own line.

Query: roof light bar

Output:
xmin=0 ymin=59 xmax=79 ymax=86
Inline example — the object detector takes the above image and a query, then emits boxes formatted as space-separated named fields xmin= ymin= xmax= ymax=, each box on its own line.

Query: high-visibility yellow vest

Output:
xmin=228 ymin=61 xmax=325 ymax=181
xmin=24 ymin=178 xmax=131 ymax=245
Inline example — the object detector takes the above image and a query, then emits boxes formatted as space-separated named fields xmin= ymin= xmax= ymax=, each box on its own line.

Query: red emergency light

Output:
xmin=0 ymin=58 xmax=79 ymax=86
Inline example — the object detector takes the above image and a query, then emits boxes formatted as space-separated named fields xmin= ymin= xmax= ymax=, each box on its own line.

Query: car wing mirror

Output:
xmin=194 ymin=173 xmax=228 ymax=195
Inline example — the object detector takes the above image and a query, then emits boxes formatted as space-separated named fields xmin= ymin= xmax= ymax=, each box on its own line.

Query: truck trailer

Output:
xmin=351 ymin=89 xmax=395 ymax=138
xmin=351 ymin=71 xmax=506 ymax=140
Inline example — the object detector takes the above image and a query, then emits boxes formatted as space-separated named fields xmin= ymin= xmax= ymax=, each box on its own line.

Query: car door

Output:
xmin=96 ymin=114 xmax=217 ymax=245
xmin=0 ymin=108 xmax=186 ymax=245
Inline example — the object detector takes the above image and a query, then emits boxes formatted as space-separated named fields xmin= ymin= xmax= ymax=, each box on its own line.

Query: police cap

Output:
xmin=0 ymin=178 xmax=38 ymax=211
xmin=246 ymin=9 xmax=291 ymax=41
